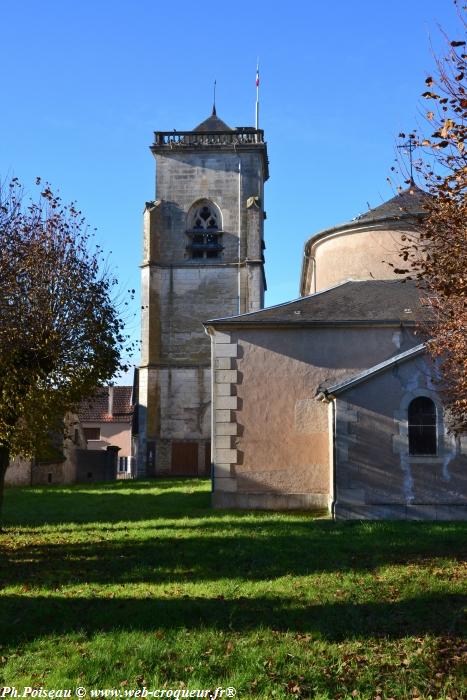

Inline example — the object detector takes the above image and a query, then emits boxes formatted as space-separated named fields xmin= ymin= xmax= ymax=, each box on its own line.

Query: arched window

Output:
xmin=408 ymin=397 xmax=437 ymax=456
xmin=186 ymin=201 xmax=223 ymax=259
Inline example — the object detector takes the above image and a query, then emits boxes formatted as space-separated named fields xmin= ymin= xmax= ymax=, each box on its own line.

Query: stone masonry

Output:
xmin=137 ymin=114 xmax=269 ymax=476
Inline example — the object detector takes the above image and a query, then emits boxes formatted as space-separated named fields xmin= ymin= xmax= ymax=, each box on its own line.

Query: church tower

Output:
xmin=137 ymin=109 xmax=269 ymax=476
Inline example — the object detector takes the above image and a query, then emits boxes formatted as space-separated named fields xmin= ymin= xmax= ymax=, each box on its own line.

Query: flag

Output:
xmin=256 ymin=66 xmax=260 ymax=87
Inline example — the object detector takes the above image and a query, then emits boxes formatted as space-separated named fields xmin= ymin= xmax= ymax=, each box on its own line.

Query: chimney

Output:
xmin=108 ymin=386 xmax=114 ymax=417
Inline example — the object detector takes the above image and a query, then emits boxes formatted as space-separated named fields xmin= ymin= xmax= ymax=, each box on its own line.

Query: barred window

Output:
xmin=408 ymin=397 xmax=437 ymax=456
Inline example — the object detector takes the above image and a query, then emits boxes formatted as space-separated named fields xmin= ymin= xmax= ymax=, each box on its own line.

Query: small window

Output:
xmin=408 ymin=397 xmax=437 ymax=456
xmin=83 ymin=427 xmax=100 ymax=441
xmin=118 ymin=456 xmax=129 ymax=472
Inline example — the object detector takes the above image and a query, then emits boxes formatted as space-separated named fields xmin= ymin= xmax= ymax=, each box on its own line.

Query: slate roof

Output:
xmin=206 ymin=280 xmax=430 ymax=326
xmin=318 ymin=343 xmax=427 ymax=397
xmin=78 ymin=386 xmax=133 ymax=423
xmin=354 ymin=185 xmax=429 ymax=224
xmin=304 ymin=186 xmax=429 ymax=253
xmin=193 ymin=109 xmax=233 ymax=132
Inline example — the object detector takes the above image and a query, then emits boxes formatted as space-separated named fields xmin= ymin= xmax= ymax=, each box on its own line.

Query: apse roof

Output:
xmin=353 ymin=185 xmax=429 ymax=224
xmin=304 ymin=185 xmax=429 ymax=252
xmin=206 ymin=279 xmax=431 ymax=326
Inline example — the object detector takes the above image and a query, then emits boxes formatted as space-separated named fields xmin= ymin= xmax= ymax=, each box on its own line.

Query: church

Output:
xmin=136 ymin=109 xmax=467 ymax=520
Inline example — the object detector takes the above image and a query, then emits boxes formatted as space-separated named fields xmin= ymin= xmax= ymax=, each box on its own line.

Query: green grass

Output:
xmin=0 ymin=480 xmax=466 ymax=699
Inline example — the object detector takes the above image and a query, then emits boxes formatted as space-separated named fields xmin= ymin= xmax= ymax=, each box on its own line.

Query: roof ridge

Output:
xmin=205 ymin=279 xmax=423 ymax=327
xmin=318 ymin=343 xmax=427 ymax=397
xmin=205 ymin=280 xmax=353 ymax=325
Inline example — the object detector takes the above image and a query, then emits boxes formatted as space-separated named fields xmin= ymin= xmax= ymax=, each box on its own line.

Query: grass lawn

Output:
xmin=0 ymin=480 xmax=466 ymax=699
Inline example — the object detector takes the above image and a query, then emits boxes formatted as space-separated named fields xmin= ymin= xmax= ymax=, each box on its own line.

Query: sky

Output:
xmin=0 ymin=0 xmax=462 ymax=383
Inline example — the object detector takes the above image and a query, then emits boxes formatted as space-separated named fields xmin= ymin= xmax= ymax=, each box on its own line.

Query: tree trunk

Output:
xmin=0 ymin=444 xmax=10 ymax=530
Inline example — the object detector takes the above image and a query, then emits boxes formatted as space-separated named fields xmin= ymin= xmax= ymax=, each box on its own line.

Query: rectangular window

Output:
xmin=83 ymin=427 xmax=100 ymax=441
xmin=408 ymin=397 xmax=437 ymax=456
xmin=118 ymin=456 xmax=129 ymax=472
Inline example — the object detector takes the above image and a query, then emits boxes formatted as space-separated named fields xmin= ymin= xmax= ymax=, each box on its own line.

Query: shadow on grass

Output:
xmin=1 ymin=525 xmax=466 ymax=588
xmin=1 ymin=592 xmax=465 ymax=645
xmin=2 ymin=480 xmax=214 ymax=526
xmin=1 ymin=481 xmax=466 ymax=652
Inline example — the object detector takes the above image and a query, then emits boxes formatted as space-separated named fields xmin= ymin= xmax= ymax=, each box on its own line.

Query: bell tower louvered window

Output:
xmin=186 ymin=201 xmax=223 ymax=259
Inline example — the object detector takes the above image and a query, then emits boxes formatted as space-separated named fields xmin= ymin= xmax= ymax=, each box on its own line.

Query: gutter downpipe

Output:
xmin=300 ymin=247 xmax=316 ymax=296
xmin=331 ymin=398 xmax=337 ymax=519
xmin=318 ymin=390 xmax=336 ymax=519
xmin=204 ymin=324 xmax=215 ymax=496
xmin=238 ymin=154 xmax=242 ymax=314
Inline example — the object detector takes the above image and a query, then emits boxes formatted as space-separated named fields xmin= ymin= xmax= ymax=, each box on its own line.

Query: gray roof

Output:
xmin=193 ymin=109 xmax=233 ymax=132
xmin=206 ymin=280 xmax=429 ymax=326
xmin=354 ymin=185 xmax=429 ymax=224
xmin=304 ymin=186 xmax=429 ymax=254
xmin=318 ymin=343 xmax=427 ymax=397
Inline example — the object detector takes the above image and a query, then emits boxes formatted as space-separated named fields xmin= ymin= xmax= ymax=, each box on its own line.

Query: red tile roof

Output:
xmin=78 ymin=386 xmax=133 ymax=423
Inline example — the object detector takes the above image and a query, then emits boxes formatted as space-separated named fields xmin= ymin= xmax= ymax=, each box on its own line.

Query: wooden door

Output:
xmin=171 ymin=442 xmax=198 ymax=475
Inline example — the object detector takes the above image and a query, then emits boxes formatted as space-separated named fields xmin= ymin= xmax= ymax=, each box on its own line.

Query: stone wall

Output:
xmin=303 ymin=222 xmax=418 ymax=294
xmin=5 ymin=457 xmax=31 ymax=487
xmin=333 ymin=355 xmax=467 ymax=520
xmin=138 ymin=143 xmax=267 ymax=476
xmin=73 ymin=446 xmax=119 ymax=483
xmin=210 ymin=323 xmax=419 ymax=510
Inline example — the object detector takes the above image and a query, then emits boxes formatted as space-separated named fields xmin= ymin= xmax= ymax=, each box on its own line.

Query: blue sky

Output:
xmin=0 ymin=0 xmax=462 ymax=382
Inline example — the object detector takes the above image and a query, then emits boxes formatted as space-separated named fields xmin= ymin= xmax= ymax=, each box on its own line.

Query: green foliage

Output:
xmin=0 ymin=480 xmax=466 ymax=698
xmin=0 ymin=177 xmax=129 ymax=464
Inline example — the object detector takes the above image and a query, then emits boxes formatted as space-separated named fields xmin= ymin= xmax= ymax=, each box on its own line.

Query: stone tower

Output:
xmin=137 ymin=109 xmax=269 ymax=476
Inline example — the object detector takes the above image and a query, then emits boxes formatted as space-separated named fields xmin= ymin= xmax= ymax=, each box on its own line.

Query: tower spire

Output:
xmin=212 ymin=80 xmax=217 ymax=116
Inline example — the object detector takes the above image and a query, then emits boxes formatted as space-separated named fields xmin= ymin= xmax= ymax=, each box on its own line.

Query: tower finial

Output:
xmin=255 ymin=60 xmax=260 ymax=129
xmin=212 ymin=80 xmax=217 ymax=116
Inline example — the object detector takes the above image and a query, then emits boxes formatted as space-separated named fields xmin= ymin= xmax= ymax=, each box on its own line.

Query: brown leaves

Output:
xmin=440 ymin=119 xmax=454 ymax=138
xmin=395 ymin=9 xmax=467 ymax=432
xmin=285 ymin=680 xmax=302 ymax=695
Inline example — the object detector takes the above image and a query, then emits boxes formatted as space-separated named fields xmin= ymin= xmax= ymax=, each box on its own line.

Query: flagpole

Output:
xmin=255 ymin=61 xmax=260 ymax=130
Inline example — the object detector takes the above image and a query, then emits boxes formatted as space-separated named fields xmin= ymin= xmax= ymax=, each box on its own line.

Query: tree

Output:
xmin=397 ymin=3 xmax=466 ymax=432
xmin=0 ymin=177 xmax=129 ymax=518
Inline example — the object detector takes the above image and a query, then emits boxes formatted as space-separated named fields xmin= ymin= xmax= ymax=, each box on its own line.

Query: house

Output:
xmin=78 ymin=386 xmax=134 ymax=477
